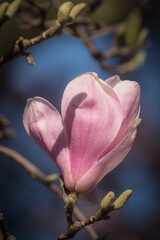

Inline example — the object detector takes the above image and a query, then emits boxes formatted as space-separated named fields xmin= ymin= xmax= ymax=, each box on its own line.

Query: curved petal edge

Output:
xmin=75 ymin=119 xmax=138 ymax=194
xmin=23 ymin=96 xmax=74 ymax=190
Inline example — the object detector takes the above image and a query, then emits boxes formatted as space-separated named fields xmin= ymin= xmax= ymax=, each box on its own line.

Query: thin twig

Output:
xmin=75 ymin=26 xmax=100 ymax=59
xmin=0 ymin=20 xmax=63 ymax=67
xmin=75 ymin=23 xmax=147 ymax=73
xmin=0 ymin=212 xmax=16 ymax=240
xmin=0 ymin=145 xmax=98 ymax=240
xmin=58 ymin=210 xmax=108 ymax=240
xmin=87 ymin=22 xmax=126 ymax=36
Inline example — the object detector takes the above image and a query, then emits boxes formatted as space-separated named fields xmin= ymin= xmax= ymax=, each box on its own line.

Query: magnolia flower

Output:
xmin=23 ymin=73 xmax=141 ymax=194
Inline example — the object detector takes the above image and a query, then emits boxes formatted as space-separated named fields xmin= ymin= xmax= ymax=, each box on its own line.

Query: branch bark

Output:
xmin=0 ymin=212 xmax=16 ymax=240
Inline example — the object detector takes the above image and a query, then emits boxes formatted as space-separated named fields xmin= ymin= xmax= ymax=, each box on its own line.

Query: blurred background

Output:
xmin=0 ymin=0 xmax=160 ymax=239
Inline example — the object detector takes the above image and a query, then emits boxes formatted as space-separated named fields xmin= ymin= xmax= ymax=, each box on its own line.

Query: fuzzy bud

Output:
xmin=5 ymin=0 xmax=21 ymax=18
xmin=0 ymin=2 xmax=9 ymax=21
xmin=101 ymin=191 xmax=115 ymax=213
xmin=112 ymin=190 xmax=133 ymax=210
xmin=46 ymin=173 xmax=59 ymax=182
xmin=69 ymin=3 xmax=86 ymax=21
xmin=57 ymin=1 xmax=73 ymax=24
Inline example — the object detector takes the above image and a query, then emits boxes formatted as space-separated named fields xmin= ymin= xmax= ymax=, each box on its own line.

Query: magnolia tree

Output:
xmin=0 ymin=0 xmax=147 ymax=239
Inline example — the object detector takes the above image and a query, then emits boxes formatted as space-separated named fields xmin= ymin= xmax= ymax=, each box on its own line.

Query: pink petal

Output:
xmin=105 ymin=75 xmax=121 ymax=87
xmin=114 ymin=80 xmax=140 ymax=136
xmin=61 ymin=72 xmax=123 ymax=186
xmin=75 ymin=120 xmax=138 ymax=194
xmin=99 ymin=80 xmax=140 ymax=159
xmin=23 ymin=97 xmax=74 ymax=190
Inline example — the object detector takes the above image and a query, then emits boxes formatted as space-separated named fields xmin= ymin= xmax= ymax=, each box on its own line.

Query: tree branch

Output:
xmin=58 ymin=207 xmax=109 ymax=240
xmin=75 ymin=24 xmax=147 ymax=74
xmin=0 ymin=212 xmax=16 ymax=240
xmin=0 ymin=19 xmax=63 ymax=67
xmin=0 ymin=145 xmax=98 ymax=239
xmin=58 ymin=189 xmax=133 ymax=240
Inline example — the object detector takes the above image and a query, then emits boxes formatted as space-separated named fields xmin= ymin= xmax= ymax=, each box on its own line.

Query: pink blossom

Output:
xmin=23 ymin=73 xmax=141 ymax=194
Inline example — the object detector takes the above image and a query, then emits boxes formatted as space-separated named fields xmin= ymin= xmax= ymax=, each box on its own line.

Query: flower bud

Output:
xmin=69 ymin=3 xmax=86 ymax=21
xmin=57 ymin=1 xmax=73 ymax=24
xmin=46 ymin=173 xmax=59 ymax=182
xmin=0 ymin=2 xmax=9 ymax=22
xmin=136 ymin=27 xmax=148 ymax=47
xmin=112 ymin=190 xmax=133 ymax=210
xmin=133 ymin=50 xmax=146 ymax=67
xmin=5 ymin=0 xmax=21 ymax=18
xmin=101 ymin=191 xmax=115 ymax=213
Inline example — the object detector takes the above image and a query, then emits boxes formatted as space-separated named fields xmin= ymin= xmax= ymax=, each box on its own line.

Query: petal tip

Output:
xmin=84 ymin=72 xmax=99 ymax=82
xmin=25 ymin=97 xmax=41 ymax=109
xmin=134 ymin=117 xmax=142 ymax=127
xmin=105 ymin=75 xmax=121 ymax=87
xmin=131 ymin=81 xmax=141 ymax=91
xmin=115 ymin=74 xmax=121 ymax=81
